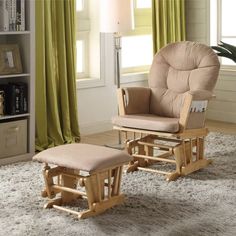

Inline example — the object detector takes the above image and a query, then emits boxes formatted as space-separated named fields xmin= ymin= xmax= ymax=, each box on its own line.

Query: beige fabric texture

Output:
xmin=33 ymin=143 xmax=132 ymax=173
xmin=123 ymin=87 xmax=151 ymax=114
xmin=188 ymin=90 xmax=214 ymax=100
xmin=113 ymin=41 xmax=220 ymax=133
xmin=113 ymin=114 xmax=179 ymax=133
xmin=149 ymin=41 xmax=220 ymax=118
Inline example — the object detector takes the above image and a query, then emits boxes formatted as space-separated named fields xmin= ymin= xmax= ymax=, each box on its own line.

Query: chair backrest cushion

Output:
xmin=149 ymin=41 xmax=220 ymax=118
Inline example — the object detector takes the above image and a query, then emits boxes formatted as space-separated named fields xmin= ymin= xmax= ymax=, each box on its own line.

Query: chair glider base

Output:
xmin=117 ymin=126 xmax=211 ymax=181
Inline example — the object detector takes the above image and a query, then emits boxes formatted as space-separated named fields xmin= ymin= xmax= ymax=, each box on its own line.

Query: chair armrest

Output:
xmin=179 ymin=90 xmax=215 ymax=132
xmin=117 ymin=87 xmax=151 ymax=115
xmin=188 ymin=90 xmax=215 ymax=101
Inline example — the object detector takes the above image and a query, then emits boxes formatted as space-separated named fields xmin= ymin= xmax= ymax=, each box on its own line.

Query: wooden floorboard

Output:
xmin=81 ymin=120 xmax=236 ymax=145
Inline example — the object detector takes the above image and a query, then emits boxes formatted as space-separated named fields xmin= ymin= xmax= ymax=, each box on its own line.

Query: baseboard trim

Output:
xmin=0 ymin=153 xmax=33 ymax=166
xmin=79 ymin=120 xmax=112 ymax=135
xmin=207 ymin=110 xmax=236 ymax=124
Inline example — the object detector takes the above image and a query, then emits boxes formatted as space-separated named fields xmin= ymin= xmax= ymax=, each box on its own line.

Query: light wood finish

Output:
xmin=113 ymin=88 xmax=217 ymax=181
xmin=80 ymin=120 xmax=236 ymax=147
xmin=41 ymin=163 xmax=126 ymax=219
xmin=117 ymin=89 xmax=126 ymax=116
xmin=179 ymin=93 xmax=193 ymax=131
xmin=80 ymin=119 xmax=236 ymax=182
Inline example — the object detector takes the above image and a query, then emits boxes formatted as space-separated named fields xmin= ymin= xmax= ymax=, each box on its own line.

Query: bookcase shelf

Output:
xmin=0 ymin=113 xmax=30 ymax=121
xmin=0 ymin=73 xmax=30 ymax=79
xmin=0 ymin=31 xmax=31 ymax=35
xmin=0 ymin=0 xmax=35 ymax=165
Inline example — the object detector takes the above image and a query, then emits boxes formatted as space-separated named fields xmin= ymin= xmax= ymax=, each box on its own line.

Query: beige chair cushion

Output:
xmin=123 ymin=87 xmax=151 ymax=114
xmin=33 ymin=143 xmax=132 ymax=173
xmin=149 ymin=41 xmax=220 ymax=118
xmin=113 ymin=114 xmax=179 ymax=133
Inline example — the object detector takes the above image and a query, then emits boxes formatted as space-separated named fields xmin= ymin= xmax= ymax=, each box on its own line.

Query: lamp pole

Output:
xmin=114 ymin=33 xmax=122 ymax=146
xmin=100 ymin=0 xmax=134 ymax=149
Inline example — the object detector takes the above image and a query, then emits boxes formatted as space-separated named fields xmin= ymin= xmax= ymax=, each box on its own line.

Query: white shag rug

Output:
xmin=0 ymin=132 xmax=236 ymax=236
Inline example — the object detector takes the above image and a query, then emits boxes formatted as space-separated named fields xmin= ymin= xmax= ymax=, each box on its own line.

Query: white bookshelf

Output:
xmin=0 ymin=0 xmax=35 ymax=165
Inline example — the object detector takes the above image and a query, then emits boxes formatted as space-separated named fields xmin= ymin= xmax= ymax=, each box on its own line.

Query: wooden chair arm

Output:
xmin=117 ymin=88 xmax=126 ymax=116
xmin=179 ymin=93 xmax=193 ymax=132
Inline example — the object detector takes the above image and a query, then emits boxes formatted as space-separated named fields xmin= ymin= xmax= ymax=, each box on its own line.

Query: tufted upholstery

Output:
xmin=149 ymin=41 xmax=220 ymax=118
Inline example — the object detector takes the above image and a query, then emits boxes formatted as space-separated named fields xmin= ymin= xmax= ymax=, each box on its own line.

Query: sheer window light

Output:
xmin=76 ymin=40 xmax=84 ymax=73
xmin=122 ymin=35 xmax=153 ymax=68
xmin=121 ymin=0 xmax=152 ymax=74
xmin=136 ymin=0 xmax=151 ymax=9
xmin=211 ymin=0 xmax=236 ymax=67
xmin=76 ymin=0 xmax=84 ymax=12
xmin=221 ymin=0 xmax=236 ymax=36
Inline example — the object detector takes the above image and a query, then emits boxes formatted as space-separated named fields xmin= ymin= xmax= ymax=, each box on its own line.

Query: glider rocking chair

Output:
xmin=113 ymin=41 xmax=220 ymax=181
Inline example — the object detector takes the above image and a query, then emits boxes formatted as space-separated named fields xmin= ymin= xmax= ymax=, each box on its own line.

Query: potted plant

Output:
xmin=212 ymin=41 xmax=236 ymax=63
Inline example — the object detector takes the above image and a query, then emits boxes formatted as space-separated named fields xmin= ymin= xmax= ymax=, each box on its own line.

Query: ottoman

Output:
xmin=33 ymin=143 xmax=132 ymax=219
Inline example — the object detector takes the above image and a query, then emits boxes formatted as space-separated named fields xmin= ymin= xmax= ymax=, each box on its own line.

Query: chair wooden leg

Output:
xmin=179 ymin=136 xmax=212 ymax=176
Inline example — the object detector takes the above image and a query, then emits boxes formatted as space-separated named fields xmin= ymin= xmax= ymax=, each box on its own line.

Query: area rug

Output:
xmin=0 ymin=132 xmax=236 ymax=236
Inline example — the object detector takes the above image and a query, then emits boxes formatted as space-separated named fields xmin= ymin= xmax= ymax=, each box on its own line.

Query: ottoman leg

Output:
xmin=61 ymin=174 xmax=79 ymax=204
xmin=79 ymin=165 xmax=125 ymax=219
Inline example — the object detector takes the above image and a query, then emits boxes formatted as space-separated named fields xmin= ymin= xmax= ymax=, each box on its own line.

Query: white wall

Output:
xmin=186 ymin=0 xmax=210 ymax=44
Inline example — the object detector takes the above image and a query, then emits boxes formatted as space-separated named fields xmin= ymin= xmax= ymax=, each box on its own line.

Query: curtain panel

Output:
xmin=152 ymin=0 xmax=186 ymax=54
xmin=35 ymin=0 xmax=80 ymax=151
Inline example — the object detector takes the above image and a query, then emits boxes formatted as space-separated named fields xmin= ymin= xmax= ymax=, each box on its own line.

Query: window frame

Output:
xmin=76 ymin=0 xmax=105 ymax=89
xmin=211 ymin=0 xmax=236 ymax=70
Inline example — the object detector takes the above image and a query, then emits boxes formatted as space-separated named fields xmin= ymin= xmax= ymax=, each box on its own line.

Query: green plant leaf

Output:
xmin=217 ymin=52 xmax=236 ymax=63
xmin=219 ymin=41 xmax=236 ymax=58
xmin=211 ymin=46 xmax=231 ymax=55
xmin=211 ymin=41 xmax=236 ymax=63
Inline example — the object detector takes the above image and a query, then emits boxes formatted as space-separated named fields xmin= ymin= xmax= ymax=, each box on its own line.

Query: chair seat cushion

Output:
xmin=112 ymin=114 xmax=179 ymax=133
xmin=33 ymin=143 xmax=132 ymax=173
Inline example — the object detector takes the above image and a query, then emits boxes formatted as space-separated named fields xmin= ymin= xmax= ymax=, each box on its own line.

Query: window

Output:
xmin=76 ymin=0 xmax=100 ymax=80
xmin=211 ymin=0 xmax=236 ymax=67
xmin=121 ymin=0 xmax=153 ymax=74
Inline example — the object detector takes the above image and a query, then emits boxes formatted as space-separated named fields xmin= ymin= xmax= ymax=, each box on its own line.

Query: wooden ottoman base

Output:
xmin=42 ymin=164 xmax=125 ymax=219
xmin=34 ymin=143 xmax=132 ymax=219
xmin=33 ymin=143 xmax=132 ymax=218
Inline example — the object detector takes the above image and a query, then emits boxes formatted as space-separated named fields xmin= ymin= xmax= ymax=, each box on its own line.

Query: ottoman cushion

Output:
xmin=33 ymin=143 xmax=132 ymax=173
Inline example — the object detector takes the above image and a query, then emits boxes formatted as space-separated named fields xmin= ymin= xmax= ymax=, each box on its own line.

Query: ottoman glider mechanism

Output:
xmin=33 ymin=143 xmax=132 ymax=219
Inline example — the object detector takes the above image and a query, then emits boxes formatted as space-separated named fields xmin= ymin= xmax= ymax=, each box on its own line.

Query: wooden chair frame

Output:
xmin=41 ymin=163 xmax=125 ymax=219
xmin=115 ymin=89 xmax=213 ymax=181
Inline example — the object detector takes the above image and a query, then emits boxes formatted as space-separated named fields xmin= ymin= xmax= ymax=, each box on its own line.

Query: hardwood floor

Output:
xmin=81 ymin=119 xmax=236 ymax=145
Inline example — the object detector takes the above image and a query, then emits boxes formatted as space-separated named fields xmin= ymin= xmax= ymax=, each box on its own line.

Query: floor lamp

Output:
xmin=100 ymin=0 xmax=134 ymax=149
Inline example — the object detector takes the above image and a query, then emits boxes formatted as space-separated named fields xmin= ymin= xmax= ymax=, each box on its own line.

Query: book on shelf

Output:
xmin=0 ymin=0 xmax=11 ymax=31
xmin=0 ymin=0 xmax=25 ymax=32
xmin=16 ymin=0 xmax=25 ymax=31
xmin=0 ymin=89 xmax=5 ymax=116
xmin=3 ymin=82 xmax=28 ymax=115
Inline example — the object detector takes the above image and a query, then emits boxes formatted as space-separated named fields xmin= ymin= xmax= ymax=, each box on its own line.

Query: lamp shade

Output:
xmin=100 ymin=0 xmax=134 ymax=33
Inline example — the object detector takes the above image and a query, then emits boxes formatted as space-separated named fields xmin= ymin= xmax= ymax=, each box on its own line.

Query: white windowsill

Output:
xmin=76 ymin=71 xmax=148 ymax=90
xmin=76 ymin=77 xmax=105 ymax=90
xmin=121 ymin=71 xmax=148 ymax=84
xmin=220 ymin=68 xmax=236 ymax=77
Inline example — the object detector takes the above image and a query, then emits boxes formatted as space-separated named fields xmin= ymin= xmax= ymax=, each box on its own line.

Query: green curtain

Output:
xmin=35 ymin=0 xmax=80 ymax=151
xmin=152 ymin=0 xmax=186 ymax=54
